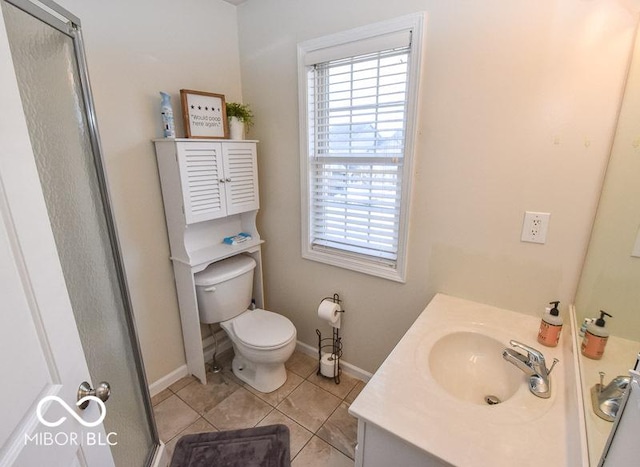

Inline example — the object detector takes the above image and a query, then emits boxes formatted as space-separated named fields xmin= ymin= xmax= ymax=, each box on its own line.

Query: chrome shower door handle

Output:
xmin=77 ymin=381 xmax=111 ymax=410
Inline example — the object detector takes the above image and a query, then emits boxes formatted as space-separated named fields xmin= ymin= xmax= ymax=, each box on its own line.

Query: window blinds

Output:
xmin=307 ymin=41 xmax=411 ymax=264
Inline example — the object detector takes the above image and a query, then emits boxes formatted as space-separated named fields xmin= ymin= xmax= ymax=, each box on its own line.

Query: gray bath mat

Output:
xmin=169 ymin=424 xmax=291 ymax=467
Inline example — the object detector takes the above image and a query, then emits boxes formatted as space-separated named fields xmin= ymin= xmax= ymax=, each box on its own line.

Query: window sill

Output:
xmin=302 ymin=248 xmax=406 ymax=283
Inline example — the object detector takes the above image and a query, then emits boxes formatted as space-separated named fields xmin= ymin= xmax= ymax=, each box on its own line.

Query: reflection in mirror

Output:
xmin=574 ymin=22 xmax=640 ymax=467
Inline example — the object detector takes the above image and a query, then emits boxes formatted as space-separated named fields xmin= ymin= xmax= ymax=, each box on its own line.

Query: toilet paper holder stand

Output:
xmin=316 ymin=293 xmax=344 ymax=384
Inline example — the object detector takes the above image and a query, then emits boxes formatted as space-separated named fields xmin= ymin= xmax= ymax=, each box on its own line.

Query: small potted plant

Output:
xmin=226 ymin=102 xmax=254 ymax=140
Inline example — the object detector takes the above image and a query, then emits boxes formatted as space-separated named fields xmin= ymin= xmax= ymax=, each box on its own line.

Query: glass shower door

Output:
xmin=1 ymin=1 xmax=159 ymax=465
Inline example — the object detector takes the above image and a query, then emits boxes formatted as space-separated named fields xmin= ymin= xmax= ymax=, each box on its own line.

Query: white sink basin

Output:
xmin=349 ymin=294 xmax=570 ymax=467
xmin=428 ymin=331 xmax=523 ymax=405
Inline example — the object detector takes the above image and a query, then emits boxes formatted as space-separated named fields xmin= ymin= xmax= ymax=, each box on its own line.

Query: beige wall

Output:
xmin=575 ymin=27 xmax=640 ymax=341
xmin=237 ymin=0 xmax=638 ymax=373
xmin=42 ymin=0 xmax=639 ymax=382
xmin=56 ymin=0 xmax=243 ymax=383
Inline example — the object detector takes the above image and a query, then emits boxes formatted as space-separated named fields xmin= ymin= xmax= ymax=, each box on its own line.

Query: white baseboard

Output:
xmin=149 ymin=335 xmax=372 ymax=396
xmin=295 ymin=340 xmax=373 ymax=382
xmin=148 ymin=365 xmax=189 ymax=397
xmin=203 ymin=330 xmax=233 ymax=362
xmin=148 ymin=330 xmax=231 ymax=396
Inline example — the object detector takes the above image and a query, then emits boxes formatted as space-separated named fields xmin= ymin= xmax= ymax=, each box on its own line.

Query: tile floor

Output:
xmin=152 ymin=350 xmax=366 ymax=466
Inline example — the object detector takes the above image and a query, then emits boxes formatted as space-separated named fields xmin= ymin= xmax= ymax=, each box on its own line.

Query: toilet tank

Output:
xmin=194 ymin=255 xmax=256 ymax=324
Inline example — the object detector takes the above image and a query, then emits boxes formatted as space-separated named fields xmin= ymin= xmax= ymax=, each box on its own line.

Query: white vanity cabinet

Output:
xmin=153 ymin=138 xmax=264 ymax=384
xmin=354 ymin=422 xmax=449 ymax=467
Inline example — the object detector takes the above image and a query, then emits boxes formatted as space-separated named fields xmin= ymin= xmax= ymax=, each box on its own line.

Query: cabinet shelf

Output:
xmin=172 ymin=238 xmax=265 ymax=271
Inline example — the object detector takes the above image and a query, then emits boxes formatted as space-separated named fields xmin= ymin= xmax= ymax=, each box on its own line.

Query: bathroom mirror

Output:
xmin=573 ymin=25 xmax=640 ymax=466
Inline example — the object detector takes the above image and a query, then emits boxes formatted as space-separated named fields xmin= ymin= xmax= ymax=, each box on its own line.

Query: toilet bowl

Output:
xmin=194 ymin=255 xmax=297 ymax=393
xmin=221 ymin=308 xmax=296 ymax=392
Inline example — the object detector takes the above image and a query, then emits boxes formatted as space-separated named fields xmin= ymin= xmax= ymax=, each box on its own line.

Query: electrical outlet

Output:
xmin=521 ymin=211 xmax=551 ymax=244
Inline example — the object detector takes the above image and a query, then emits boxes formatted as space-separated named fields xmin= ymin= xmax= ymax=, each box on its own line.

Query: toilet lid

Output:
xmin=234 ymin=309 xmax=296 ymax=349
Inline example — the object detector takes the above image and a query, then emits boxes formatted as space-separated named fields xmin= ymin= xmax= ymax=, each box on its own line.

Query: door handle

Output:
xmin=77 ymin=381 xmax=111 ymax=410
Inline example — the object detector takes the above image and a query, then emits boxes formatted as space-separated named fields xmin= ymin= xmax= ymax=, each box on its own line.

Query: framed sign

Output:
xmin=180 ymin=89 xmax=228 ymax=139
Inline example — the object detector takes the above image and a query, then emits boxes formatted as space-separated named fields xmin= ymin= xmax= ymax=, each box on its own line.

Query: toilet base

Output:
xmin=231 ymin=353 xmax=287 ymax=393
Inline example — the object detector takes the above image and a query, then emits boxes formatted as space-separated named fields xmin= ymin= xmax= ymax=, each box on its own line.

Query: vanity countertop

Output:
xmin=349 ymin=293 xmax=573 ymax=466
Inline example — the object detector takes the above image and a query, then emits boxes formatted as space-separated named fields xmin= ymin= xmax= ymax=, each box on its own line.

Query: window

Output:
xmin=298 ymin=14 xmax=424 ymax=282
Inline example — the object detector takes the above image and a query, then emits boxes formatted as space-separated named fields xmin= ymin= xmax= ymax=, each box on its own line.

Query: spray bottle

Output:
xmin=160 ymin=92 xmax=175 ymax=138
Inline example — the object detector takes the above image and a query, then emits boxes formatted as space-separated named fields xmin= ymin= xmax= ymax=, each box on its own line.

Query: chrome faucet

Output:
xmin=502 ymin=340 xmax=558 ymax=399
xmin=591 ymin=372 xmax=630 ymax=421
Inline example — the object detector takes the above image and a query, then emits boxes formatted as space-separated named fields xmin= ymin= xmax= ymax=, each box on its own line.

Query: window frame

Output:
xmin=297 ymin=13 xmax=425 ymax=283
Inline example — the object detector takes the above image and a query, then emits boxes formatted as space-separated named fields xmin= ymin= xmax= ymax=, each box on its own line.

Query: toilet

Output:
xmin=194 ymin=255 xmax=297 ymax=393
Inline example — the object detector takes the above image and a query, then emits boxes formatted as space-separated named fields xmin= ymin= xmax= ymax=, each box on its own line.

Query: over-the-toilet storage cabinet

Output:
xmin=154 ymin=139 xmax=264 ymax=384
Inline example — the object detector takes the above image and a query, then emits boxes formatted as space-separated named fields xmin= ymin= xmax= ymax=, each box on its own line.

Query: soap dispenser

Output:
xmin=581 ymin=311 xmax=612 ymax=360
xmin=537 ymin=300 xmax=563 ymax=347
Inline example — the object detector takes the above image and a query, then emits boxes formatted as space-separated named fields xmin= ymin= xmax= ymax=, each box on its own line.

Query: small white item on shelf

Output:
xmin=223 ymin=232 xmax=252 ymax=245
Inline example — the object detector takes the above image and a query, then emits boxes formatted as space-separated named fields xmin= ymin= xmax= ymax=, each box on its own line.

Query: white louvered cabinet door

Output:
xmin=222 ymin=142 xmax=260 ymax=215
xmin=176 ymin=142 xmax=227 ymax=223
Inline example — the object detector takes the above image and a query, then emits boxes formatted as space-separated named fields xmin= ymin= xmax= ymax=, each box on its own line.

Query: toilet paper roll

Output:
xmin=320 ymin=353 xmax=339 ymax=378
xmin=318 ymin=300 xmax=341 ymax=328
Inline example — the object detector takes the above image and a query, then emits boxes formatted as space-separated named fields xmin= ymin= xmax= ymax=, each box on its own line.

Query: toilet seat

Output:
xmin=232 ymin=309 xmax=296 ymax=350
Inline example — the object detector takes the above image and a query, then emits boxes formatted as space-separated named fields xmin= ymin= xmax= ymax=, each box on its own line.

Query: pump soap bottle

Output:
xmin=581 ymin=311 xmax=612 ymax=360
xmin=537 ymin=300 xmax=563 ymax=347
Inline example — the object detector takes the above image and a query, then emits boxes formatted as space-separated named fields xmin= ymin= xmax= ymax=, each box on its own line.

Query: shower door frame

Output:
xmin=3 ymin=0 xmax=162 ymax=464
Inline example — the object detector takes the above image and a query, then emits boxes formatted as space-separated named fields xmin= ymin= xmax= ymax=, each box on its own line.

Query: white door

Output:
xmin=0 ymin=13 xmax=114 ymax=467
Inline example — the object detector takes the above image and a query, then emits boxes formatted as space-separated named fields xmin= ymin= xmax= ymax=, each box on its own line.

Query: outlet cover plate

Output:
xmin=521 ymin=211 xmax=551 ymax=244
